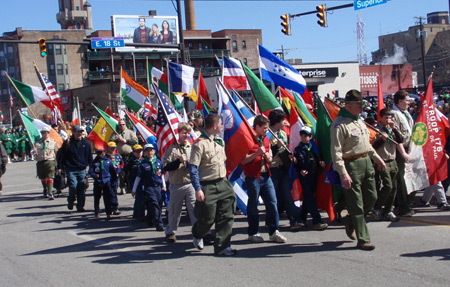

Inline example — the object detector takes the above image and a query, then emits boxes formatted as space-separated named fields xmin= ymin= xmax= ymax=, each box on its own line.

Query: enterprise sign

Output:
xmin=354 ymin=0 xmax=387 ymax=11
xmin=298 ymin=68 xmax=339 ymax=78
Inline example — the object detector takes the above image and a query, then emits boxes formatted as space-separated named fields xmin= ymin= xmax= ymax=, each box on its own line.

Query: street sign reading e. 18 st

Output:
xmin=91 ymin=37 xmax=125 ymax=49
xmin=354 ymin=0 xmax=387 ymax=10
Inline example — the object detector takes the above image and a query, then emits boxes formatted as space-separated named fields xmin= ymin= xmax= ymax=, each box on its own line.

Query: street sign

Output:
xmin=354 ymin=0 xmax=387 ymax=10
xmin=91 ymin=37 xmax=125 ymax=49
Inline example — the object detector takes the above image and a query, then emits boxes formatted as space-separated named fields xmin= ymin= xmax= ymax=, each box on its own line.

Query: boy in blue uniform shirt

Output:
xmin=89 ymin=146 xmax=117 ymax=219
xmin=125 ymin=144 xmax=145 ymax=220
xmin=107 ymin=141 xmax=124 ymax=215
xmin=132 ymin=144 xmax=166 ymax=231
xmin=293 ymin=126 xmax=328 ymax=230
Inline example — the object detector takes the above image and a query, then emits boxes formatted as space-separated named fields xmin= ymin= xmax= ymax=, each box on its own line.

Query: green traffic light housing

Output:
xmin=316 ymin=4 xmax=327 ymax=27
xmin=38 ymin=38 xmax=47 ymax=57
xmin=280 ymin=14 xmax=290 ymax=35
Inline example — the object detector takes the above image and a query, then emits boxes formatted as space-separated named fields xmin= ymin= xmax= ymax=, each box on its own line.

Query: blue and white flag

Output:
xmin=258 ymin=44 xmax=307 ymax=95
xmin=168 ymin=62 xmax=195 ymax=94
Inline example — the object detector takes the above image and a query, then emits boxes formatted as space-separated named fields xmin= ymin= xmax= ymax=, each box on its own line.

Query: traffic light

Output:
xmin=280 ymin=14 xmax=290 ymax=35
xmin=316 ymin=4 xmax=327 ymax=27
xmin=38 ymin=38 xmax=47 ymax=57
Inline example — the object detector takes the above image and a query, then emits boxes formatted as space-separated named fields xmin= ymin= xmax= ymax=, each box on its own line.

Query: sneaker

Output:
xmin=107 ymin=215 xmax=113 ymax=220
xmin=77 ymin=208 xmax=86 ymax=212
xmin=398 ymin=210 xmax=415 ymax=217
xmin=437 ymin=203 xmax=450 ymax=211
xmin=383 ymin=212 xmax=400 ymax=222
xmin=343 ymin=215 xmax=356 ymax=240
xmin=216 ymin=247 xmax=237 ymax=256
xmin=48 ymin=194 xmax=55 ymax=201
xmin=371 ymin=209 xmax=382 ymax=221
xmin=357 ymin=241 xmax=375 ymax=251
xmin=269 ymin=230 xmax=287 ymax=243
xmin=290 ymin=222 xmax=306 ymax=232
xmin=248 ymin=233 xmax=264 ymax=243
xmin=113 ymin=210 xmax=121 ymax=215
xmin=166 ymin=233 xmax=176 ymax=243
xmin=313 ymin=223 xmax=328 ymax=230
xmin=193 ymin=237 xmax=204 ymax=250
xmin=156 ymin=225 xmax=165 ymax=231
xmin=419 ymin=199 xmax=431 ymax=207
xmin=203 ymin=233 xmax=215 ymax=244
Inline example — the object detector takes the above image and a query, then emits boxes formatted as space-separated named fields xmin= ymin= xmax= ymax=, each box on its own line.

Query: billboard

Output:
xmin=111 ymin=15 xmax=179 ymax=52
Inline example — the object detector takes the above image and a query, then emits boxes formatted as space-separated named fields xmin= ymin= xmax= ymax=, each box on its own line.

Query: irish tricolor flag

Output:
xmin=121 ymin=69 xmax=149 ymax=113
xmin=405 ymin=77 xmax=447 ymax=193
xmin=11 ymin=78 xmax=52 ymax=108
xmin=19 ymin=112 xmax=63 ymax=148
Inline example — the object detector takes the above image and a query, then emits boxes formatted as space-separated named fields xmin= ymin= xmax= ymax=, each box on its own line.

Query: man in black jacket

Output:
xmin=0 ymin=142 xmax=7 ymax=195
xmin=57 ymin=126 xmax=93 ymax=211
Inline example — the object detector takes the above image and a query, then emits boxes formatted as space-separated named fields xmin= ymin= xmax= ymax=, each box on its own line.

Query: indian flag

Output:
xmin=121 ymin=69 xmax=149 ymax=113
xmin=405 ymin=77 xmax=447 ymax=193
xmin=19 ymin=112 xmax=63 ymax=148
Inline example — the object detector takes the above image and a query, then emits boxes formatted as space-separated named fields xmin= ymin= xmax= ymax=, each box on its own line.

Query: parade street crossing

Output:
xmin=0 ymin=161 xmax=449 ymax=287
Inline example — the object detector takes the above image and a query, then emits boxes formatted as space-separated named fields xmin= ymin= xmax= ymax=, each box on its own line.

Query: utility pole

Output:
xmin=416 ymin=16 xmax=427 ymax=88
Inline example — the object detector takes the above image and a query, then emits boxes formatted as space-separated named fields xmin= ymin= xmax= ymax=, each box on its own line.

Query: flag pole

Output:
xmin=5 ymin=72 xmax=38 ymax=119
xmin=196 ymin=68 xmax=202 ymax=109
xmin=152 ymin=82 xmax=183 ymax=154
xmin=238 ymin=59 xmax=260 ymax=114
xmin=76 ymin=96 xmax=81 ymax=126
xmin=119 ymin=67 xmax=123 ymax=115
xmin=9 ymin=93 xmax=13 ymax=126
xmin=256 ymin=43 xmax=263 ymax=82
xmin=220 ymin=51 xmax=224 ymax=83
xmin=146 ymin=56 xmax=150 ymax=90
xmin=166 ymin=59 xmax=171 ymax=101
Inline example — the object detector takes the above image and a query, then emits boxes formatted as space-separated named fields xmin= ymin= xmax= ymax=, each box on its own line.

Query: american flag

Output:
xmin=34 ymin=67 xmax=65 ymax=115
xmin=154 ymin=86 xmax=179 ymax=157
xmin=143 ymin=97 xmax=157 ymax=120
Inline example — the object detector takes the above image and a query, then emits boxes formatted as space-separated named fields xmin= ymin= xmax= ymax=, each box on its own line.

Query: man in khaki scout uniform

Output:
xmin=188 ymin=113 xmax=237 ymax=256
xmin=163 ymin=122 xmax=197 ymax=243
xmin=330 ymin=90 xmax=386 ymax=251
xmin=35 ymin=127 xmax=59 ymax=200
xmin=391 ymin=90 xmax=415 ymax=217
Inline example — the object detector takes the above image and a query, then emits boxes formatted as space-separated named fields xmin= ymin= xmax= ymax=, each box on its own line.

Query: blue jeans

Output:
xmin=67 ymin=169 xmax=86 ymax=211
xmin=271 ymin=167 xmax=301 ymax=226
xmin=245 ymin=174 xmax=279 ymax=236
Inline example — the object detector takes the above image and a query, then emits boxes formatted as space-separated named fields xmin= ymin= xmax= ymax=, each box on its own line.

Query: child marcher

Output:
xmin=293 ymin=126 xmax=328 ymax=230
xmin=124 ymin=144 xmax=145 ymax=220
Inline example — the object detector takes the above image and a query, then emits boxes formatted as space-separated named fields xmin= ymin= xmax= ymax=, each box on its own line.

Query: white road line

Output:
xmin=67 ymin=230 xmax=145 ymax=257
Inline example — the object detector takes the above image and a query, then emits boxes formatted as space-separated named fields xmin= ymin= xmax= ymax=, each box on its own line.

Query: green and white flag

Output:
xmin=11 ymin=78 xmax=49 ymax=106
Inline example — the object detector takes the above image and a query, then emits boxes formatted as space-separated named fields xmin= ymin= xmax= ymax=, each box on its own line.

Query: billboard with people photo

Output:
xmin=111 ymin=15 xmax=179 ymax=52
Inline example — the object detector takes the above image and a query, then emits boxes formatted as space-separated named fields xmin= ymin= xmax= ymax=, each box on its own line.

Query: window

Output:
xmin=57 ymin=64 xmax=63 ymax=75
xmin=242 ymin=41 xmax=247 ymax=49
xmin=198 ymin=43 xmax=203 ymax=51
xmin=64 ymin=45 xmax=67 ymax=55
xmin=76 ymin=6 xmax=80 ymax=11
xmin=243 ymin=58 xmax=248 ymax=66
xmin=58 ymin=83 xmax=65 ymax=92
xmin=65 ymin=64 xmax=68 ymax=74
xmin=66 ymin=83 xmax=70 ymax=90
xmin=8 ymin=67 xmax=15 ymax=78
xmin=206 ymin=61 xmax=211 ymax=68
xmin=55 ymin=44 xmax=62 ymax=55
xmin=49 ymin=65 xmax=55 ymax=75
xmin=76 ymin=23 xmax=81 ymax=30
xmin=188 ymin=42 xmax=193 ymax=49
xmin=200 ymin=60 xmax=204 ymax=68
xmin=232 ymin=40 xmax=238 ymax=52
xmin=47 ymin=44 xmax=54 ymax=55
xmin=205 ymin=43 xmax=209 ymax=49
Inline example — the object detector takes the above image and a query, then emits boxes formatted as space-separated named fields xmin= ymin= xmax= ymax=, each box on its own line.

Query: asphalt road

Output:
xmin=0 ymin=160 xmax=449 ymax=287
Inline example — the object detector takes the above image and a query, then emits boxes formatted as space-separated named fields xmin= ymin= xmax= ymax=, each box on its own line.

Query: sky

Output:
xmin=1 ymin=0 xmax=449 ymax=63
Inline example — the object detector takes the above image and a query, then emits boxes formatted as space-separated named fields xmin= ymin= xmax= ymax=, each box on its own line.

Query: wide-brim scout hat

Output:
xmin=344 ymin=89 xmax=363 ymax=102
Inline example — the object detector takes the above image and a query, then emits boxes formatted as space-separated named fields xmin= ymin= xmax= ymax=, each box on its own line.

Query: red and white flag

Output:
xmin=35 ymin=70 xmax=65 ymax=115
xmin=222 ymin=56 xmax=250 ymax=91
xmin=405 ymin=77 xmax=448 ymax=193
xmin=377 ymin=75 xmax=384 ymax=119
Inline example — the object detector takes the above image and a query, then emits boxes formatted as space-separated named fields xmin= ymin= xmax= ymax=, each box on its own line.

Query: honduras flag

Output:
xmin=258 ymin=44 xmax=307 ymax=95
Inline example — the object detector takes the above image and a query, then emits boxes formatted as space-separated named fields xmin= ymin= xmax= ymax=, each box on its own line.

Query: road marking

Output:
xmin=400 ymin=217 xmax=450 ymax=228
xmin=67 ymin=230 xmax=145 ymax=257
xmin=1 ymin=188 xmax=43 ymax=194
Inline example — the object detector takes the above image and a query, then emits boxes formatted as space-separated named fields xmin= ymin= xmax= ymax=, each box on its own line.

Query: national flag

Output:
xmin=125 ymin=110 xmax=158 ymax=154
xmin=0 ymin=111 xmax=4 ymax=122
xmin=71 ymin=99 xmax=79 ymax=126
xmin=217 ymin=80 xmax=255 ymax=174
xmin=258 ymin=44 xmax=307 ymax=95
xmin=222 ymin=56 xmax=250 ymax=91
xmin=148 ymin=62 xmax=164 ymax=93
xmin=143 ymin=97 xmax=157 ymax=120
xmin=154 ymin=85 xmax=180 ymax=157
xmin=19 ymin=112 xmax=63 ymax=148
xmin=323 ymin=98 xmax=340 ymax=121
xmin=36 ymin=71 xmax=65 ymax=115
xmin=121 ymin=69 xmax=149 ymax=112
xmin=280 ymin=88 xmax=316 ymax=133
xmin=301 ymin=87 xmax=314 ymax=109
xmin=168 ymin=62 xmax=195 ymax=95
xmin=105 ymin=107 xmax=120 ymax=121
xmin=377 ymin=76 xmax=384 ymax=120
xmin=10 ymin=78 xmax=56 ymax=110
xmin=92 ymin=104 xmax=119 ymax=131
xmin=88 ymin=118 xmax=114 ymax=151
xmin=159 ymin=76 xmax=184 ymax=112
xmin=197 ymin=73 xmax=213 ymax=106
xmin=405 ymin=77 xmax=447 ymax=193
xmin=243 ymin=64 xmax=281 ymax=114
xmin=287 ymin=108 xmax=304 ymax=203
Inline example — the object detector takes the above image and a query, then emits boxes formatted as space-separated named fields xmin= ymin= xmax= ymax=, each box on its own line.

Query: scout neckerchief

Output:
xmin=257 ymin=136 xmax=264 ymax=146
xmin=143 ymin=155 xmax=157 ymax=172
xmin=301 ymin=142 xmax=316 ymax=170
xmin=201 ymin=131 xmax=224 ymax=147
xmin=380 ymin=123 xmax=394 ymax=141
xmin=276 ymin=131 xmax=288 ymax=146
xmin=338 ymin=108 xmax=360 ymax=121
xmin=180 ymin=143 xmax=188 ymax=156
xmin=392 ymin=104 xmax=412 ymax=136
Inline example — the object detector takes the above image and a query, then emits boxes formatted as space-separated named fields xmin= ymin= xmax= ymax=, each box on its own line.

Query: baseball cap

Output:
xmin=144 ymin=143 xmax=155 ymax=150
xmin=95 ymin=146 xmax=105 ymax=152
xmin=107 ymin=141 xmax=117 ymax=148
xmin=41 ymin=127 xmax=51 ymax=133
xmin=300 ymin=126 xmax=313 ymax=136
xmin=72 ymin=125 xmax=83 ymax=132
xmin=133 ymin=144 xmax=143 ymax=151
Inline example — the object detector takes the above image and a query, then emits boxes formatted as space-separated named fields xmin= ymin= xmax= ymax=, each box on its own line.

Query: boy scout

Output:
xmin=188 ymin=113 xmax=237 ymax=256
xmin=35 ymin=127 xmax=58 ymax=199
xmin=330 ymin=89 xmax=386 ymax=251
xmin=371 ymin=109 xmax=402 ymax=222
